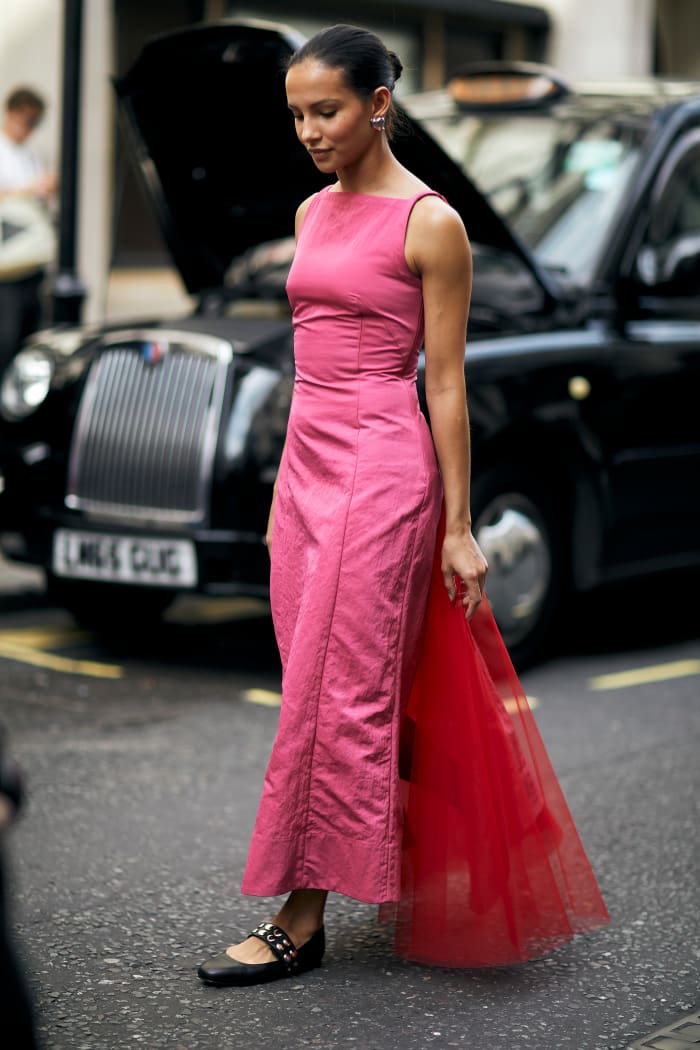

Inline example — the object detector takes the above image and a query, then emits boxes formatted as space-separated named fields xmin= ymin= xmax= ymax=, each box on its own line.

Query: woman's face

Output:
xmin=286 ymin=59 xmax=380 ymax=174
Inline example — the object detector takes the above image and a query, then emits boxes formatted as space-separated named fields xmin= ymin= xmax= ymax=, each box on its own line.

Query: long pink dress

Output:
xmin=241 ymin=187 xmax=443 ymax=904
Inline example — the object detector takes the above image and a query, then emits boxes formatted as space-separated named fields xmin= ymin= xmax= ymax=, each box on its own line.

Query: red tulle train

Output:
xmin=381 ymin=515 xmax=610 ymax=966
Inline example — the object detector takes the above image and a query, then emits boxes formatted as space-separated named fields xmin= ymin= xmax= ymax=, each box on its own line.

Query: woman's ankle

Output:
xmin=274 ymin=890 xmax=327 ymax=941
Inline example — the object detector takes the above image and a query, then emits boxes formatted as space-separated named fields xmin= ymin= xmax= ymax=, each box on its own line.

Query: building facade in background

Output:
xmin=0 ymin=0 xmax=697 ymax=321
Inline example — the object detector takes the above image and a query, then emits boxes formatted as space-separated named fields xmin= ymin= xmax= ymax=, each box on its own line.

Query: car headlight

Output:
xmin=1 ymin=347 xmax=55 ymax=420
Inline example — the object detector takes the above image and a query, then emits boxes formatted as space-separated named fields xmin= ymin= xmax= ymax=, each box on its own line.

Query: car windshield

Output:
xmin=413 ymin=103 xmax=647 ymax=280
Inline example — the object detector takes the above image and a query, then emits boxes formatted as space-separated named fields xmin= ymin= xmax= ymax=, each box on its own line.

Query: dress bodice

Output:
xmin=286 ymin=188 xmax=441 ymax=389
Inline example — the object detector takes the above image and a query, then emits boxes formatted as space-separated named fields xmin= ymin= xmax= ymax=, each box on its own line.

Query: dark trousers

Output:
xmin=0 ymin=272 xmax=44 ymax=378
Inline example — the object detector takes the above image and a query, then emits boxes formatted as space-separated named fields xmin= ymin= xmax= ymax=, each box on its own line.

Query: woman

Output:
xmin=198 ymin=24 xmax=608 ymax=987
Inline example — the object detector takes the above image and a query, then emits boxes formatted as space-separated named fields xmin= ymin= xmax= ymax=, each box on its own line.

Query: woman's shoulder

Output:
xmin=294 ymin=189 xmax=327 ymax=238
xmin=393 ymin=170 xmax=465 ymax=230
xmin=405 ymin=190 xmax=470 ymax=275
xmin=408 ymin=191 xmax=467 ymax=237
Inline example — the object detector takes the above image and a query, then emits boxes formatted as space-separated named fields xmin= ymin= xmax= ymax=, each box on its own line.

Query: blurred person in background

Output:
xmin=0 ymin=86 xmax=57 ymax=377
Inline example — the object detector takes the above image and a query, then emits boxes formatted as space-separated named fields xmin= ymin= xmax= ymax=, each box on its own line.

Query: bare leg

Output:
xmin=225 ymin=889 xmax=328 ymax=964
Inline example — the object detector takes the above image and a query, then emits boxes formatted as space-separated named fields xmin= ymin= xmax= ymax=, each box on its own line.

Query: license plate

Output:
xmin=52 ymin=530 xmax=197 ymax=588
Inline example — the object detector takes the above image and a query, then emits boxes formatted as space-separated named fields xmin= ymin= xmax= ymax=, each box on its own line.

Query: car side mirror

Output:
xmin=636 ymin=233 xmax=700 ymax=290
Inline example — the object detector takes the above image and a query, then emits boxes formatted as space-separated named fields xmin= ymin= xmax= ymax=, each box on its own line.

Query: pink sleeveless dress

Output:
xmin=241 ymin=187 xmax=443 ymax=904
xmin=241 ymin=187 xmax=610 ymax=966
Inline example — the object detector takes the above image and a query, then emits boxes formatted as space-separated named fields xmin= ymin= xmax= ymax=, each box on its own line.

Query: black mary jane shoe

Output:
xmin=197 ymin=922 xmax=325 ymax=987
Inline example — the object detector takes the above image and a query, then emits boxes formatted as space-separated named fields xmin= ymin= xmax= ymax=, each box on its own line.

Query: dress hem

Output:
xmin=241 ymin=877 xmax=401 ymax=908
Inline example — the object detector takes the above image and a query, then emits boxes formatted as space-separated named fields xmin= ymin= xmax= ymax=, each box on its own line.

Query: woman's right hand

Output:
xmin=441 ymin=526 xmax=488 ymax=620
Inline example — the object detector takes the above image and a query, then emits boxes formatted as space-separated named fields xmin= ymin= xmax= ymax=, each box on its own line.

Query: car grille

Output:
xmin=66 ymin=330 xmax=232 ymax=526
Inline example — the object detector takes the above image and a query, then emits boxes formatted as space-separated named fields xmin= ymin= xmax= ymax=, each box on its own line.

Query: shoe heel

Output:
xmin=297 ymin=926 xmax=325 ymax=973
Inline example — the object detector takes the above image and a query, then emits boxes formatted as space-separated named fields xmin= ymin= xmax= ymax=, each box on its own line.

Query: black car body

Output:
xmin=1 ymin=20 xmax=699 ymax=665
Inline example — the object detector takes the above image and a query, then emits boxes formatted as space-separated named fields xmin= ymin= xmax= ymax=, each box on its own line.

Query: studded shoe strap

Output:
xmin=248 ymin=922 xmax=299 ymax=973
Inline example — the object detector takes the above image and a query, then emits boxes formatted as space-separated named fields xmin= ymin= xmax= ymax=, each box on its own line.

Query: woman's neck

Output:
xmin=334 ymin=140 xmax=407 ymax=196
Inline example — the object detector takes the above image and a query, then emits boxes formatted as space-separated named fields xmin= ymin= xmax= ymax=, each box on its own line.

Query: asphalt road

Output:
xmin=0 ymin=556 xmax=698 ymax=1050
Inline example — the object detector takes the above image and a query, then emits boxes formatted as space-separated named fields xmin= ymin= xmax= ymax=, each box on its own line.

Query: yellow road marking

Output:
xmin=0 ymin=626 xmax=90 ymax=648
xmin=589 ymin=659 xmax=700 ymax=691
xmin=165 ymin=597 xmax=270 ymax=624
xmin=0 ymin=625 xmax=124 ymax=679
xmin=505 ymin=695 xmax=540 ymax=713
xmin=241 ymin=688 xmax=282 ymax=707
xmin=0 ymin=641 xmax=123 ymax=678
xmin=241 ymin=690 xmax=539 ymax=713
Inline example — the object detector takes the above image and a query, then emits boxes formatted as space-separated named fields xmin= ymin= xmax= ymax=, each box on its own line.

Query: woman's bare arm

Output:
xmin=406 ymin=196 xmax=488 ymax=616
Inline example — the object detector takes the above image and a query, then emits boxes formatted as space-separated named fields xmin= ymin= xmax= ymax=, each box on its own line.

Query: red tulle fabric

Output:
xmin=380 ymin=515 xmax=610 ymax=967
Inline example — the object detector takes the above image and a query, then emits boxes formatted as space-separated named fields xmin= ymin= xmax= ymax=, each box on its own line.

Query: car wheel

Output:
xmin=471 ymin=464 xmax=564 ymax=668
xmin=45 ymin=575 xmax=174 ymax=633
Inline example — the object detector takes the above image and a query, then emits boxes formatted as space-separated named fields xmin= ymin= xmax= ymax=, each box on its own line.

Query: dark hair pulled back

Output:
xmin=287 ymin=24 xmax=403 ymax=137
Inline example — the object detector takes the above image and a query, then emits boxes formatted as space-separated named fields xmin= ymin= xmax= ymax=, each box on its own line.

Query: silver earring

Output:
xmin=370 ymin=115 xmax=386 ymax=132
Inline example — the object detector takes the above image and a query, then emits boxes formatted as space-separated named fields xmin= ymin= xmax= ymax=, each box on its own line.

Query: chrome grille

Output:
xmin=66 ymin=329 xmax=232 ymax=525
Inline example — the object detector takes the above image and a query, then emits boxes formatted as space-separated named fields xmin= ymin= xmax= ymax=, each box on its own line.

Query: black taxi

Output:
xmin=1 ymin=19 xmax=699 ymax=665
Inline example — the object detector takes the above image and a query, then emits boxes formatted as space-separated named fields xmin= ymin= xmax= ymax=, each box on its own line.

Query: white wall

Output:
xmin=529 ymin=0 xmax=655 ymax=79
xmin=0 ymin=0 xmax=62 ymax=172
xmin=0 ymin=0 xmax=114 ymax=322
xmin=78 ymin=0 xmax=115 ymax=321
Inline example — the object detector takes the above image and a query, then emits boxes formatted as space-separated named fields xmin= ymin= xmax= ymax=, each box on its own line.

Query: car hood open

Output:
xmin=116 ymin=19 xmax=557 ymax=302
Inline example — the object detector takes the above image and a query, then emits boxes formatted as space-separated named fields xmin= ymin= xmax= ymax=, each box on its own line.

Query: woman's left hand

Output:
xmin=441 ymin=527 xmax=488 ymax=619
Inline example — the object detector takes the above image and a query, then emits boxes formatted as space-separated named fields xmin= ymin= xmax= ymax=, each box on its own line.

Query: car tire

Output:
xmin=470 ymin=463 xmax=564 ymax=668
xmin=45 ymin=575 xmax=174 ymax=633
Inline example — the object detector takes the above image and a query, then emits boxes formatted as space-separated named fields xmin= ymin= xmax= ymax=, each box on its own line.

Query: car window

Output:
xmin=638 ymin=135 xmax=700 ymax=295
xmin=649 ymin=142 xmax=700 ymax=243
xmin=414 ymin=107 xmax=646 ymax=282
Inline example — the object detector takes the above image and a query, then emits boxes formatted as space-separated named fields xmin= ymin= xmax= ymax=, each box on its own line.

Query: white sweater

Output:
xmin=0 ymin=130 xmax=42 ymax=191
